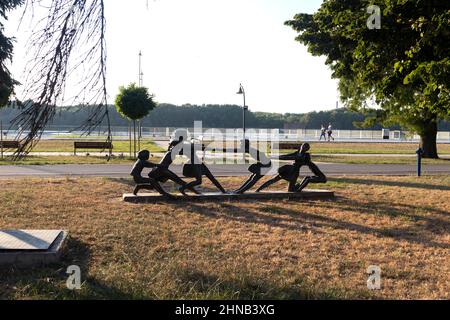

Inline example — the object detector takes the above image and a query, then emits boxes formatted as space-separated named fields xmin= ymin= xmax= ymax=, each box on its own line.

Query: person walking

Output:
xmin=319 ymin=124 xmax=327 ymax=141
xmin=327 ymin=123 xmax=335 ymax=141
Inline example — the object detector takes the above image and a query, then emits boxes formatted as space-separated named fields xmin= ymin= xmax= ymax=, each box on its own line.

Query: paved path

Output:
xmin=2 ymin=151 xmax=449 ymax=158
xmin=0 ymin=163 xmax=448 ymax=178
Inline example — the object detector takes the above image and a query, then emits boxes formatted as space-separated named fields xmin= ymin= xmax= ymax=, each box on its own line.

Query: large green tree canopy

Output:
xmin=115 ymin=83 xmax=157 ymax=121
xmin=0 ymin=0 xmax=23 ymax=107
xmin=286 ymin=0 xmax=449 ymax=158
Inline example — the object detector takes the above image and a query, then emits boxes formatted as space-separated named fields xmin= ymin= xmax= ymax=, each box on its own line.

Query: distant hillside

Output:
xmin=1 ymin=103 xmax=449 ymax=130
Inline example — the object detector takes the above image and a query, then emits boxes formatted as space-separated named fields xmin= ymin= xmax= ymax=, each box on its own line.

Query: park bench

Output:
xmin=73 ymin=141 xmax=113 ymax=155
xmin=0 ymin=140 xmax=21 ymax=149
xmin=276 ymin=143 xmax=301 ymax=150
xmin=201 ymin=144 xmax=241 ymax=153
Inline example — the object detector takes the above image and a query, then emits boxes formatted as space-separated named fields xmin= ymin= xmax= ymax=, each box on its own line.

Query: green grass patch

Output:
xmin=32 ymin=139 xmax=164 ymax=153
xmin=0 ymin=156 xmax=164 ymax=165
xmin=313 ymin=155 xmax=450 ymax=165
xmin=0 ymin=176 xmax=448 ymax=299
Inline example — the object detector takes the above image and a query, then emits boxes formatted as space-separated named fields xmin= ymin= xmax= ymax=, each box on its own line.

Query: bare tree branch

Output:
xmin=11 ymin=0 xmax=111 ymax=157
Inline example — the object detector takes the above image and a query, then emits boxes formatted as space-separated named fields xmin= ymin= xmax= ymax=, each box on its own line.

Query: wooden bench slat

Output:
xmin=74 ymin=142 xmax=113 ymax=148
xmin=0 ymin=141 xmax=20 ymax=148
xmin=277 ymin=143 xmax=301 ymax=150
xmin=73 ymin=141 xmax=113 ymax=155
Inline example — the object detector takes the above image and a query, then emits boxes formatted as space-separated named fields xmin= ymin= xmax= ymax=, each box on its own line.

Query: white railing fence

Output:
xmin=1 ymin=125 xmax=450 ymax=142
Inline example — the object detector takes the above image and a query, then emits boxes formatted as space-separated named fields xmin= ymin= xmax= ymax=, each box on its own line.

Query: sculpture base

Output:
xmin=123 ymin=190 xmax=335 ymax=203
xmin=0 ymin=230 xmax=68 ymax=267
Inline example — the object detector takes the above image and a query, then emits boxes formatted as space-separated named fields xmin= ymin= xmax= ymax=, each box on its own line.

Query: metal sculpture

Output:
xmin=256 ymin=143 xmax=327 ymax=192
xmin=130 ymin=134 xmax=328 ymax=198
xmin=234 ymin=139 xmax=272 ymax=194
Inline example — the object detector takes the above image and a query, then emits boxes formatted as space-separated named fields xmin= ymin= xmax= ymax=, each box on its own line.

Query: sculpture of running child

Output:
xmin=131 ymin=141 xmax=199 ymax=197
xmin=174 ymin=131 xmax=226 ymax=195
xmin=234 ymin=139 xmax=272 ymax=194
xmin=130 ymin=150 xmax=176 ymax=197
xmin=256 ymin=143 xmax=327 ymax=193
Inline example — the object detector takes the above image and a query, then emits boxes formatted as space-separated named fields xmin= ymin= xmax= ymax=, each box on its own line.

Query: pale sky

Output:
xmin=5 ymin=0 xmax=340 ymax=114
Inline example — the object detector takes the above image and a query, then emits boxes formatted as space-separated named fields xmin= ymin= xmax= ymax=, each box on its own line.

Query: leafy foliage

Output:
xmin=114 ymin=83 xmax=156 ymax=121
xmin=0 ymin=0 xmax=23 ymax=107
xmin=286 ymin=0 xmax=450 ymax=157
xmin=8 ymin=103 xmax=450 ymax=130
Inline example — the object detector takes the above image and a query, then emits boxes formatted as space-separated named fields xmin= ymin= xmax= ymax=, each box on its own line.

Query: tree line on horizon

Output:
xmin=1 ymin=103 xmax=449 ymax=131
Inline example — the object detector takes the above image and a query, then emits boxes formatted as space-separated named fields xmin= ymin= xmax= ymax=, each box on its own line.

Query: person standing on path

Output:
xmin=327 ymin=123 xmax=335 ymax=141
xmin=319 ymin=125 xmax=327 ymax=141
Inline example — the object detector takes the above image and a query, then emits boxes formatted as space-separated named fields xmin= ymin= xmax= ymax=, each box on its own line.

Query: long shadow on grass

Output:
xmin=316 ymin=199 xmax=449 ymax=232
xmin=0 ymin=237 xmax=139 ymax=299
xmin=331 ymin=177 xmax=450 ymax=191
xmin=175 ymin=266 xmax=370 ymax=300
xmin=181 ymin=200 xmax=449 ymax=250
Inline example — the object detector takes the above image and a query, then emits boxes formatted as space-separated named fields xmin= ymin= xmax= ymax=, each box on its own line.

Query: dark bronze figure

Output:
xmin=234 ymin=139 xmax=272 ymax=194
xmin=179 ymin=139 xmax=226 ymax=195
xmin=131 ymin=133 xmax=199 ymax=196
xmin=130 ymin=150 xmax=176 ymax=198
xmin=256 ymin=143 xmax=327 ymax=192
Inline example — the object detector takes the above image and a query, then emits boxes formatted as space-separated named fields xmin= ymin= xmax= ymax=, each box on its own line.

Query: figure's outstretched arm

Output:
xmin=144 ymin=161 xmax=157 ymax=168
xmin=276 ymin=151 xmax=299 ymax=161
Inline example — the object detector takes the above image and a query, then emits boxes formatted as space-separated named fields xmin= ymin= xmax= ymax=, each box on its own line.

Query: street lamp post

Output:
xmin=236 ymin=83 xmax=247 ymax=143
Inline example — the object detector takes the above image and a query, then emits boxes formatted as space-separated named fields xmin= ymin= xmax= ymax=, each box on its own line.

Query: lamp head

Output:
xmin=236 ymin=84 xmax=244 ymax=95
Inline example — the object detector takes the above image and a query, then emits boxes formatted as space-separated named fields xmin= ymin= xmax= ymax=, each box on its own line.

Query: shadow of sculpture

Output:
xmin=331 ymin=177 xmax=450 ymax=191
xmin=178 ymin=199 xmax=449 ymax=250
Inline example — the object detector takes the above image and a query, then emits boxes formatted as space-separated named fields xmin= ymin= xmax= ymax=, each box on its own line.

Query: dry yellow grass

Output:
xmin=0 ymin=175 xmax=449 ymax=300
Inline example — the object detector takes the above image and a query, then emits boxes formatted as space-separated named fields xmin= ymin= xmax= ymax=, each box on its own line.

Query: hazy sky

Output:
xmin=5 ymin=0 xmax=340 ymax=114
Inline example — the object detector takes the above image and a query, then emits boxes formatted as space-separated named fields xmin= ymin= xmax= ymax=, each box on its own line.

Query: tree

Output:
xmin=286 ymin=0 xmax=449 ymax=158
xmin=5 ymin=0 xmax=110 ymax=157
xmin=0 ymin=0 xmax=23 ymax=107
xmin=115 ymin=83 xmax=157 ymax=158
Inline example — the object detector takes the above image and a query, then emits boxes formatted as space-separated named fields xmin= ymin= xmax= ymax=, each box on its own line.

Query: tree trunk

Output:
xmin=419 ymin=120 xmax=438 ymax=159
xmin=133 ymin=120 xmax=137 ymax=159
xmin=129 ymin=121 xmax=132 ymax=159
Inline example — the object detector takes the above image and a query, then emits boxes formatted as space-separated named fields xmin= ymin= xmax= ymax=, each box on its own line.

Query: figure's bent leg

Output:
xmin=288 ymin=172 xmax=300 ymax=192
xmin=133 ymin=184 xmax=154 ymax=195
xmin=295 ymin=174 xmax=327 ymax=192
xmin=164 ymin=169 xmax=201 ymax=194
xmin=235 ymin=174 xmax=263 ymax=194
xmin=179 ymin=176 xmax=202 ymax=195
xmin=163 ymin=169 xmax=187 ymax=186
xmin=133 ymin=177 xmax=153 ymax=195
xmin=149 ymin=179 xmax=176 ymax=199
xmin=203 ymin=166 xmax=226 ymax=193
xmin=234 ymin=175 xmax=255 ymax=194
xmin=256 ymin=175 xmax=282 ymax=192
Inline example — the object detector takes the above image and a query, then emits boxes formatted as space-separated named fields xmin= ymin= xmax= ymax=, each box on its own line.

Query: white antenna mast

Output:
xmin=138 ymin=51 xmax=144 ymax=87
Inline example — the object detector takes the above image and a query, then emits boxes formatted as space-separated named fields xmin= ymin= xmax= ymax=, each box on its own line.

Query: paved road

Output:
xmin=0 ymin=163 xmax=449 ymax=178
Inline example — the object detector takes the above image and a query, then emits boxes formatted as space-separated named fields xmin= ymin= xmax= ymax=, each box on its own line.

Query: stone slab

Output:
xmin=0 ymin=230 xmax=62 ymax=250
xmin=0 ymin=230 xmax=68 ymax=267
xmin=123 ymin=190 xmax=335 ymax=203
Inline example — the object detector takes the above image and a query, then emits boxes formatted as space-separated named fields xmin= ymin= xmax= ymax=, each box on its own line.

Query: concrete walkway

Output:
xmin=2 ymin=151 xmax=449 ymax=158
xmin=0 ymin=163 xmax=449 ymax=179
